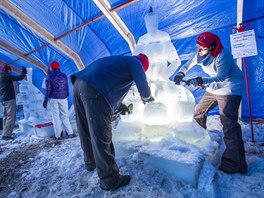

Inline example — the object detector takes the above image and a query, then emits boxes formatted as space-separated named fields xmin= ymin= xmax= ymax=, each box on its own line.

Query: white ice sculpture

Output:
xmin=116 ymin=8 xmax=211 ymax=148
xmin=113 ymin=10 xmax=216 ymax=185
xmin=130 ymin=8 xmax=193 ymax=124
xmin=133 ymin=8 xmax=181 ymax=82
xmin=133 ymin=8 xmax=187 ymax=124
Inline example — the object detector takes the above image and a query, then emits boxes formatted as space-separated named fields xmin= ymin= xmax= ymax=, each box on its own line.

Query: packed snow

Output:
xmin=0 ymin=115 xmax=264 ymax=198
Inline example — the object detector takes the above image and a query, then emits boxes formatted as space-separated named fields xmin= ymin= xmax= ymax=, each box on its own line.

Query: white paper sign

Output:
xmin=230 ymin=29 xmax=258 ymax=58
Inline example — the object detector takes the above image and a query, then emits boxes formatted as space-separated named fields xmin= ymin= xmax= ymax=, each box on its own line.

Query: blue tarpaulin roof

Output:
xmin=0 ymin=0 xmax=263 ymax=118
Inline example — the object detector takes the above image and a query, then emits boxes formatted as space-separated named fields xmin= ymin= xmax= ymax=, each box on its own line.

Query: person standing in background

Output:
xmin=43 ymin=61 xmax=75 ymax=140
xmin=0 ymin=65 xmax=27 ymax=140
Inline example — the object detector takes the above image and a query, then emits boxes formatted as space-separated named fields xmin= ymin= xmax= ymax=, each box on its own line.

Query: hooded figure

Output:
xmin=173 ymin=32 xmax=247 ymax=174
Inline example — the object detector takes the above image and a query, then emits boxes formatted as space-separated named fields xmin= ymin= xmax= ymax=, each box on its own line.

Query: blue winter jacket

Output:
xmin=44 ymin=69 xmax=69 ymax=100
xmin=71 ymin=55 xmax=151 ymax=112
xmin=179 ymin=48 xmax=244 ymax=96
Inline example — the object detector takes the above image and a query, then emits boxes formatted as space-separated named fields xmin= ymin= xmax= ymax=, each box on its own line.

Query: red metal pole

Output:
xmin=232 ymin=23 xmax=255 ymax=142
xmin=243 ymin=57 xmax=255 ymax=142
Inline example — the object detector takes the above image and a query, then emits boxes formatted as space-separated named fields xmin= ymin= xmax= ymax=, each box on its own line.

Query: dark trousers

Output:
xmin=73 ymin=79 xmax=119 ymax=186
xmin=194 ymin=91 xmax=247 ymax=172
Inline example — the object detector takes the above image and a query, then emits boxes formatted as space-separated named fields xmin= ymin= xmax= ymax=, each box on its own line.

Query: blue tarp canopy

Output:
xmin=0 ymin=0 xmax=263 ymax=118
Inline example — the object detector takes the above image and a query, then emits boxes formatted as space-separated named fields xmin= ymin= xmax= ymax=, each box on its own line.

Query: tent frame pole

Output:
xmin=236 ymin=0 xmax=254 ymax=142
xmin=243 ymin=57 xmax=255 ymax=142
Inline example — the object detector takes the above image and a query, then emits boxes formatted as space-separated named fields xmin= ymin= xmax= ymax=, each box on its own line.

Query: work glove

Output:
xmin=173 ymin=72 xmax=185 ymax=85
xmin=21 ymin=66 xmax=27 ymax=74
xmin=186 ymin=77 xmax=204 ymax=88
xmin=118 ymin=103 xmax=133 ymax=115
xmin=43 ymin=99 xmax=48 ymax=109
xmin=142 ymin=96 xmax=155 ymax=105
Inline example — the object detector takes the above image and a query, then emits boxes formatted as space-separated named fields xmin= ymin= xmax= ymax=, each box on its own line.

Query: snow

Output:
xmin=1 ymin=115 xmax=264 ymax=197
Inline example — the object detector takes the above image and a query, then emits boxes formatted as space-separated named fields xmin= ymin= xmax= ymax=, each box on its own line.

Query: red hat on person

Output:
xmin=137 ymin=53 xmax=149 ymax=71
xmin=196 ymin=32 xmax=216 ymax=48
xmin=1 ymin=65 xmax=12 ymax=73
xmin=50 ymin=61 xmax=60 ymax=69
xmin=196 ymin=32 xmax=223 ymax=58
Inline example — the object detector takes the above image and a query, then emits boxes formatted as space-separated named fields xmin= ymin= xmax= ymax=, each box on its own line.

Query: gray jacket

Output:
xmin=179 ymin=48 xmax=244 ymax=96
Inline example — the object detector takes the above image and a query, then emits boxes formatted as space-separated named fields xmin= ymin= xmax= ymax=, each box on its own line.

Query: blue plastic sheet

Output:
xmin=0 ymin=0 xmax=263 ymax=117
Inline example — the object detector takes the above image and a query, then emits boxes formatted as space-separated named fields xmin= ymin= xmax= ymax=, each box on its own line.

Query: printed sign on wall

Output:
xmin=230 ymin=29 xmax=258 ymax=58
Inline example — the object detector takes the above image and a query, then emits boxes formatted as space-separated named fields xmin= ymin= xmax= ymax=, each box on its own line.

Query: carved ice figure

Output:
xmin=117 ymin=8 xmax=212 ymax=148
xmin=131 ymin=7 xmax=192 ymax=123
xmin=133 ymin=7 xmax=181 ymax=82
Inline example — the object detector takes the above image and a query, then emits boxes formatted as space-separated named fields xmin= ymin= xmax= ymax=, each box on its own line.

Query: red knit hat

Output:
xmin=50 ymin=61 xmax=60 ymax=69
xmin=1 ymin=65 xmax=12 ymax=73
xmin=196 ymin=32 xmax=223 ymax=58
xmin=137 ymin=53 xmax=149 ymax=71
xmin=196 ymin=32 xmax=216 ymax=47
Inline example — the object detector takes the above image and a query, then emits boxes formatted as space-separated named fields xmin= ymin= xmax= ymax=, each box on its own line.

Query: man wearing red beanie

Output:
xmin=50 ymin=61 xmax=60 ymax=69
xmin=70 ymin=54 xmax=154 ymax=191
xmin=174 ymin=32 xmax=247 ymax=174
xmin=137 ymin=53 xmax=149 ymax=71
xmin=43 ymin=61 xmax=75 ymax=140
xmin=0 ymin=65 xmax=27 ymax=140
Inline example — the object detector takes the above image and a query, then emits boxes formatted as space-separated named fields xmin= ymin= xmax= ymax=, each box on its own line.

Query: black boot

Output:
xmin=100 ymin=175 xmax=131 ymax=191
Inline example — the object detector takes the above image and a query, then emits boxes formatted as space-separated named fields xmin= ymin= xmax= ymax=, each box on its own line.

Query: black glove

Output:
xmin=118 ymin=103 xmax=133 ymax=115
xmin=186 ymin=77 xmax=204 ymax=87
xmin=142 ymin=96 xmax=155 ymax=105
xmin=173 ymin=72 xmax=185 ymax=85
xmin=43 ymin=99 xmax=48 ymax=108
xmin=21 ymin=66 xmax=27 ymax=74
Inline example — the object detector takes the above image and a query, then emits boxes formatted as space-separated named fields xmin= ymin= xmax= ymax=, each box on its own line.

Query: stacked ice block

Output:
xmin=16 ymin=80 xmax=54 ymax=137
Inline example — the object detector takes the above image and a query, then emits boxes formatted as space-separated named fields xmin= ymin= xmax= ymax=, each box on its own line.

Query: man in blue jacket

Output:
xmin=43 ymin=61 xmax=75 ymax=139
xmin=0 ymin=65 xmax=27 ymax=140
xmin=71 ymin=54 xmax=154 ymax=191
xmin=174 ymin=32 xmax=247 ymax=174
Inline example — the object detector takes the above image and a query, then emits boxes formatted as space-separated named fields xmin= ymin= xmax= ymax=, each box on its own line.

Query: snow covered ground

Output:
xmin=0 ymin=115 xmax=264 ymax=198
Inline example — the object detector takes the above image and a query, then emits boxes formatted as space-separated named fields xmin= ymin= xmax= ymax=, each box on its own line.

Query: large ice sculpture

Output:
xmin=113 ymin=9 xmax=217 ymax=185
xmin=133 ymin=7 xmax=181 ymax=82
xmin=116 ymin=8 xmax=211 ymax=149
xmin=131 ymin=8 xmax=190 ymax=124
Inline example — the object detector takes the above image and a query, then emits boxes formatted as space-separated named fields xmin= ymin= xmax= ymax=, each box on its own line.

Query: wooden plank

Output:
xmin=0 ymin=0 xmax=84 ymax=70
xmin=94 ymin=0 xmax=136 ymax=52
xmin=0 ymin=39 xmax=48 ymax=74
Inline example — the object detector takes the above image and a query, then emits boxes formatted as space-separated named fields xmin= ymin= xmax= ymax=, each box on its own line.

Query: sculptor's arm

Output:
xmin=163 ymin=39 xmax=181 ymax=79
xmin=178 ymin=53 xmax=197 ymax=74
